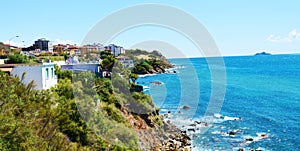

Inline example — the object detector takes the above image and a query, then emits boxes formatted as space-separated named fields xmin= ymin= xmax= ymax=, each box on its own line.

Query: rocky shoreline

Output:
xmin=121 ymin=106 xmax=192 ymax=150
xmin=138 ymin=120 xmax=192 ymax=151
xmin=154 ymin=121 xmax=192 ymax=151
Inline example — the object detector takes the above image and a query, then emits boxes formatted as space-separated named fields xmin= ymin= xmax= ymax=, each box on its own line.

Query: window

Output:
xmin=46 ymin=68 xmax=49 ymax=79
xmin=51 ymin=68 xmax=54 ymax=78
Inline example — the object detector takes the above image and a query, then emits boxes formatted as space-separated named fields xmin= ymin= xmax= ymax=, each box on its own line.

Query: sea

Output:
xmin=136 ymin=54 xmax=300 ymax=151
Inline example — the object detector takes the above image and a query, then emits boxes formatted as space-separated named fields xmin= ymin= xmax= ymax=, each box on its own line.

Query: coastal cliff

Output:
xmin=113 ymin=49 xmax=190 ymax=150
xmin=0 ymin=49 xmax=189 ymax=151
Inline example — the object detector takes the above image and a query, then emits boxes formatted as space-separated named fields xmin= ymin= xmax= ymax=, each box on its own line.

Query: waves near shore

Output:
xmin=137 ymin=55 xmax=300 ymax=150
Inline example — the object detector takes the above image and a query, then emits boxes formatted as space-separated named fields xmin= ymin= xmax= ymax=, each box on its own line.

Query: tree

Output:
xmin=0 ymin=69 xmax=141 ymax=150
xmin=54 ymin=64 xmax=72 ymax=80
xmin=0 ymin=71 xmax=71 ymax=150
xmin=100 ymin=55 xmax=115 ymax=71
xmin=132 ymin=60 xmax=153 ymax=74
xmin=7 ymin=50 xmax=29 ymax=64
xmin=100 ymin=51 xmax=112 ymax=59
xmin=129 ymin=73 xmax=138 ymax=83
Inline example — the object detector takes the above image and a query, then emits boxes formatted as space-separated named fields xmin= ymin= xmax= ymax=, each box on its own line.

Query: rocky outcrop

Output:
xmin=121 ymin=107 xmax=191 ymax=150
xmin=150 ymin=121 xmax=192 ymax=151
xmin=182 ymin=106 xmax=190 ymax=110
xmin=151 ymin=81 xmax=163 ymax=85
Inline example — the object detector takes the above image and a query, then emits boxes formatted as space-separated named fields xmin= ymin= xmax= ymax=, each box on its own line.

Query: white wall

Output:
xmin=12 ymin=65 xmax=43 ymax=90
xmin=0 ymin=59 xmax=5 ymax=65
xmin=48 ymin=42 xmax=54 ymax=53
xmin=53 ymin=61 xmax=66 ymax=66
xmin=11 ymin=63 xmax=57 ymax=90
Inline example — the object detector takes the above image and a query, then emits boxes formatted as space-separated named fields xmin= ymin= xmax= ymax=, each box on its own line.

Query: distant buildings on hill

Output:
xmin=19 ymin=38 xmax=127 ymax=59
xmin=0 ymin=36 xmax=142 ymax=92
xmin=0 ymin=39 xmax=134 ymax=88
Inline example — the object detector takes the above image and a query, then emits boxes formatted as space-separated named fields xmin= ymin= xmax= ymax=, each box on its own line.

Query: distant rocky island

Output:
xmin=254 ymin=52 xmax=271 ymax=56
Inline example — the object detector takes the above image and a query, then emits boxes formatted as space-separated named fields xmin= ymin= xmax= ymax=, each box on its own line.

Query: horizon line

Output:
xmin=166 ymin=52 xmax=300 ymax=59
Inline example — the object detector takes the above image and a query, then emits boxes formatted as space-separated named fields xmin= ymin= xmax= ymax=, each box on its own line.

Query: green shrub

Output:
xmin=7 ymin=51 xmax=29 ymax=64
xmin=129 ymin=92 xmax=154 ymax=114
xmin=103 ymin=104 xmax=126 ymax=123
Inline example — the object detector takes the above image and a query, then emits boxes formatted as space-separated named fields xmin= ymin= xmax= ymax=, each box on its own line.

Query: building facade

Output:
xmin=116 ymin=56 xmax=134 ymax=68
xmin=61 ymin=63 xmax=111 ymax=78
xmin=35 ymin=38 xmax=49 ymax=51
xmin=104 ymin=44 xmax=125 ymax=57
xmin=0 ymin=63 xmax=57 ymax=90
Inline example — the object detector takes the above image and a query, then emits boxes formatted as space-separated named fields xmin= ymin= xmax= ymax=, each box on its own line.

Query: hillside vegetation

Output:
xmin=0 ymin=51 xmax=163 ymax=151
xmin=0 ymin=49 xmax=190 ymax=151
xmin=124 ymin=49 xmax=174 ymax=74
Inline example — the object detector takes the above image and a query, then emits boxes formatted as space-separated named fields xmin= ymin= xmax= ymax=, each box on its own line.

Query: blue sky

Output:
xmin=1 ymin=0 xmax=300 ymax=57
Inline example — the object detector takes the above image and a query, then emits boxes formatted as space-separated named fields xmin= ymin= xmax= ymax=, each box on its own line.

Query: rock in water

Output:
xmin=182 ymin=106 xmax=190 ymax=110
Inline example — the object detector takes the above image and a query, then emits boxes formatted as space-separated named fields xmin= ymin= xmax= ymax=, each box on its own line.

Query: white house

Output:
xmin=116 ymin=56 xmax=134 ymax=68
xmin=0 ymin=63 xmax=57 ymax=90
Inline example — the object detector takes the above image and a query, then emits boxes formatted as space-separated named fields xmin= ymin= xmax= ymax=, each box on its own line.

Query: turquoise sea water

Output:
xmin=136 ymin=54 xmax=300 ymax=150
